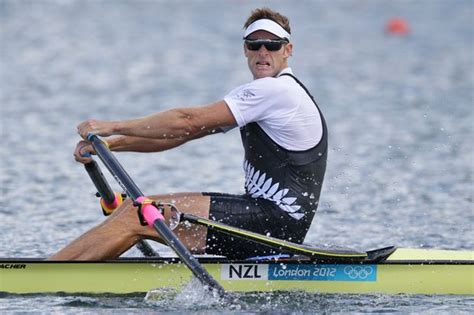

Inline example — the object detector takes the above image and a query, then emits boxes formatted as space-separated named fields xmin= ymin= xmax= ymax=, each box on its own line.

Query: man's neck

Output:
xmin=276 ymin=67 xmax=292 ymax=77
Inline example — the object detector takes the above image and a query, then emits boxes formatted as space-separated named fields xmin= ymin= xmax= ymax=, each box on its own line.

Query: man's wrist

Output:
xmin=105 ymin=137 xmax=117 ymax=151
xmin=110 ymin=120 xmax=122 ymax=135
xmin=102 ymin=139 xmax=110 ymax=149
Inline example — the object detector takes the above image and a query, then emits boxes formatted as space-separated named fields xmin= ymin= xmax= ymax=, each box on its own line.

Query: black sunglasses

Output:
xmin=244 ymin=39 xmax=289 ymax=51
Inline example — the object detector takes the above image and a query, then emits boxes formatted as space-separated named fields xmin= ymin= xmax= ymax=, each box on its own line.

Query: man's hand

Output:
xmin=77 ymin=119 xmax=115 ymax=139
xmin=74 ymin=140 xmax=95 ymax=164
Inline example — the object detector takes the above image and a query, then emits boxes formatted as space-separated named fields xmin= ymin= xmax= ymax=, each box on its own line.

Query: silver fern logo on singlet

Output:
xmin=243 ymin=160 xmax=304 ymax=220
xmin=236 ymin=89 xmax=256 ymax=101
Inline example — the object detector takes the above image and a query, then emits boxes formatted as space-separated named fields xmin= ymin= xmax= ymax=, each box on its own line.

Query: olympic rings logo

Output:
xmin=343 ymin=266 xmax=374 ymax=279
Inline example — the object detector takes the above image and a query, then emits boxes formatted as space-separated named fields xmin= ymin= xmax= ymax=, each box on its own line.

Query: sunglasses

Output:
xmin=244 ymin=39 xmax=289 ymax=51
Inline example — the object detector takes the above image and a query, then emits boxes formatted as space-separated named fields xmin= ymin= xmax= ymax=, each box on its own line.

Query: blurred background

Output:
xmin=1 ymin=0 xmax=473 ymax=257
xmin=1 ymin=0 xmax=473 ymax=313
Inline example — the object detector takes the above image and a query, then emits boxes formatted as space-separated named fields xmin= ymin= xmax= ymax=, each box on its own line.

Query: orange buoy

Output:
xmin=386 ymin=18 xmax=410 ymax=35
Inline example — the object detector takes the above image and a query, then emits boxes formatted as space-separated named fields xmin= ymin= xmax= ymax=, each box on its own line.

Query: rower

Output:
xmin=49 ymin=7 xmax=327 ymax=261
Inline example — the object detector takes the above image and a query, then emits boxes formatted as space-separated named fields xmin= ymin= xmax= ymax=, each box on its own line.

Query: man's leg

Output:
xmin=48 ymin=193 xmax=210 ymax=260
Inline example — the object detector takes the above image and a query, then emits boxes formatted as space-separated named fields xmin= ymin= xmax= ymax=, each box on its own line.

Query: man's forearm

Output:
xmin=106 ymin=125 xmax=222 ymax=153
xmin=77 ymin=101 xmax=235 ymax=142
xmin=106 ymin=135 xmax=188 ymax=152
xmin=112 ymin=108 xmax=211 ymax=141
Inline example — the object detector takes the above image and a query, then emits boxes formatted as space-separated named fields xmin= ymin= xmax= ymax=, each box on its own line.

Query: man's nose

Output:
xmin=257 ymin=45 xmax=269 ymax=54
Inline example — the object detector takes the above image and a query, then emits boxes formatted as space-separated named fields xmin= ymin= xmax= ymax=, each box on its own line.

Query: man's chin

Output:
xmin=253 ymin=69 xmax=275 ymax=79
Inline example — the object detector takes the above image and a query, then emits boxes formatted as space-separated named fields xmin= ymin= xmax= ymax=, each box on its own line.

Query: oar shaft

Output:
xmin=84 ymin=160 xmax=115 ymax=204
xmin=181 ymin=213 xmax=367 ymax=261
xmin=91 ymin=139 xmax=142 ymax=198
xmin=153 ymin=219 xmax=222 ymax=288
xmin=88 ymin=134 xmax=225 ymax=294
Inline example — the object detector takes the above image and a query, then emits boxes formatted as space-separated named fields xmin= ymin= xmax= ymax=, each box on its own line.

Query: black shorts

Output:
xmin=203 ymin=192 xmax=309 ymax=259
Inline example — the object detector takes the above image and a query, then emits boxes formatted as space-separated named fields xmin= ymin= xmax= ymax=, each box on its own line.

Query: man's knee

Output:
xmin=105 ymin=198 xmax=142 ymax=227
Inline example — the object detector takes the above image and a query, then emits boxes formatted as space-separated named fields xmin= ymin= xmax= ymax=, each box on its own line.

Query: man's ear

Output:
xmin=284 ymin=42 xmax=293 ymax=58
xmin=244 ymin=43 xmax=249 ymax=57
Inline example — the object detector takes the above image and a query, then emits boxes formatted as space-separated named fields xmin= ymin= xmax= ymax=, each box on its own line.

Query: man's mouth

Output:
xmin=256 ymin=61 xmax=271 ymax=68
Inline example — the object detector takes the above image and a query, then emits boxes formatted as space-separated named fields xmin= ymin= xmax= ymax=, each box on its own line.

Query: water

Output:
xmin=0 ymin=0 xmax=473 ymax=313
xmin=2 ymin=291 xmax=473 ymax=314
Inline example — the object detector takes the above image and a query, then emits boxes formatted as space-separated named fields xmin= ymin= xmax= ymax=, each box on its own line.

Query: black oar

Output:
xmin=84 ymin=160 xmax=158 ymax=257
xmin=88 ymin=134 xmax=225 ymax=295
xmin=179 ymin=213 xmax=368 ymax=262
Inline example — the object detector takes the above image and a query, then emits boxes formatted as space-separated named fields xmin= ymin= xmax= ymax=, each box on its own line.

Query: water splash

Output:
xmin=144 ymin=277 xmax=241 ymax=311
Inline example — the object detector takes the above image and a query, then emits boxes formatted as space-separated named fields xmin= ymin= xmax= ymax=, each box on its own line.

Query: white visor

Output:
xmin=244 ymin=19 xmax=291 ymax=40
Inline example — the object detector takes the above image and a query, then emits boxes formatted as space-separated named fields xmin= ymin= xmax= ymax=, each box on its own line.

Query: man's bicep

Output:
xmin=200 ymin=100 xmax=238 ymax=130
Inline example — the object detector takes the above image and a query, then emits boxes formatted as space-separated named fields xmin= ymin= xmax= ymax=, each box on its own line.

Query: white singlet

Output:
xmin=223 ymin=68 xmax=323 ymax=151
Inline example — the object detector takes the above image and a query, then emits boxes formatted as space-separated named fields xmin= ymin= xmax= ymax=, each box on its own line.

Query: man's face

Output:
xmin=244 ymin=30 xmax=293 ymax=79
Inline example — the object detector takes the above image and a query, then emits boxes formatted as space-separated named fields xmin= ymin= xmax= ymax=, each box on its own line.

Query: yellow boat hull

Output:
xmin=1 ymin=248 xmax=472 ymax=295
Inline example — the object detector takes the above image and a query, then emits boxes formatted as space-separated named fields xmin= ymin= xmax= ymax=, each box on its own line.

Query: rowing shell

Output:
xmin=1 ymin=247 xmax=472 ymax=295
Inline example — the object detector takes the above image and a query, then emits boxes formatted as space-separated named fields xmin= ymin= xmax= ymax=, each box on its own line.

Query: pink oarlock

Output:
xmin=136 ymin=196 xmax=165 ymax=225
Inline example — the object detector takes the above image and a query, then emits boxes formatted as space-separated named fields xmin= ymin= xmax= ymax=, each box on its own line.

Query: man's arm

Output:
xmin=106 ymin=129 xmax=221 ymax=153
xmin=77 ymin=100 xmax=236 ymax=150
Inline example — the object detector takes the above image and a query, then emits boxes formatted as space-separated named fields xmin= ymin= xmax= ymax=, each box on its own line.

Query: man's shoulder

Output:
xmin=226 ymin=72 xmax=300 ymax=104
xmin=251 ymin=75 xmax=295 ymax=94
